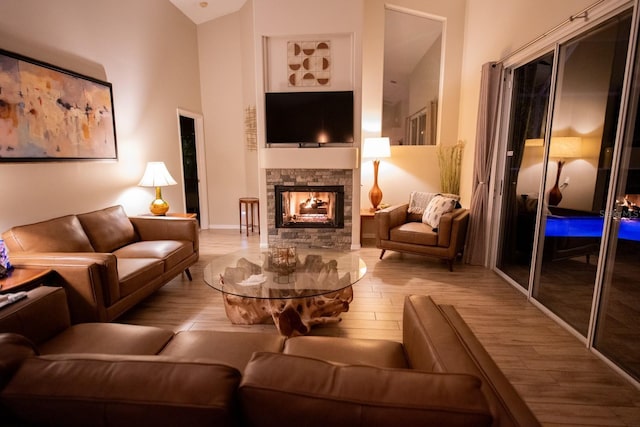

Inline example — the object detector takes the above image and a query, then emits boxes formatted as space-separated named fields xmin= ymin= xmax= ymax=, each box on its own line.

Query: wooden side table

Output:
xmin=360 ymin=209 xmax=376 ymax=244
xmin=0 ymin=268 xmax=53 ymax=294
xmin=140 ymin=213 xmax=197 ymax=219
xmin=239 ymin=197 xmax=260 ymax=236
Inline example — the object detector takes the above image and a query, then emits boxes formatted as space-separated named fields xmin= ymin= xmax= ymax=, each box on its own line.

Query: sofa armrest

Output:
xmin=129 ymin=217 xmax=199 ymax=253
xmin=9 ymin=253 xmax=119 ymax=323
xmin=375 ymin=203 xmax=409 ymax=242
xmin=0 ymin=287 xmax=71 ymax=346
xmin=437 ymin=209 xmax=468 ymax=248
xmin=402 ymin=295 xmax=540 ymax=426
xmin=440 ymin=210 xmax=470 ymax=259
xmin=438 ymin=305 xmax=541 ymax=426
xmin=1 ymin=354 xmax=241 ymax=427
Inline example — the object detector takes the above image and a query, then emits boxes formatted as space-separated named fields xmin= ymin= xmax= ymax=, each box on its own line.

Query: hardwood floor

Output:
xmin=121 ymin=229 xmax=640 ymax=426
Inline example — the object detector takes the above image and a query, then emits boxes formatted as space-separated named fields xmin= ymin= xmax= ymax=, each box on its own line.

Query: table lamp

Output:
xmin=525 ymin=136 xmax=582 ymax=206
xmin=362 ymin=137 xmax=391 ymax=211
xmin=138 ymin=161 xmax=178 ymax=215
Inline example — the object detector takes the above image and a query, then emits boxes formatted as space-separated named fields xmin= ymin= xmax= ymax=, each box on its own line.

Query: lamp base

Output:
xmin=548 ymin=160 xmax=564 ymax=206
xmin=369 ymin=186 xmax=382 ymax=211
xmin=149 ymin=199 xmax=169 ymax=216
xmin=149 ymin=186 xmax=169 ymax=215
xmin=369 ymin=159 xmax=383 ymax=211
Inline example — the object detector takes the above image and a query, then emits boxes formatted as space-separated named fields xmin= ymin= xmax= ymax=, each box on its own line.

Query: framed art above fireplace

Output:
xmin=0 ymin=49 xmax=117 ymax=162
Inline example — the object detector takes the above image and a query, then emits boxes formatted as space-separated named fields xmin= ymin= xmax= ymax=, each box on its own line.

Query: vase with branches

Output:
xmin=437 ymin=140 xmax=465 ymax=195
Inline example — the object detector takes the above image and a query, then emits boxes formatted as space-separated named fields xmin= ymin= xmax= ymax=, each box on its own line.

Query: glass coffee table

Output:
xmin=203 ymin=247 xmax=366 ymax=337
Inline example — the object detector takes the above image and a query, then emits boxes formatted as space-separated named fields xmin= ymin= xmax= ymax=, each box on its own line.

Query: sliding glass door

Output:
xmin=593 ymin=16 xmax=640 ymax=381
xmin=495 ymin=52 xmax=554 ymax=290
xmin=494 ymin=6 xmax=639 ymax=383
xmin=533 ymin=12 xmax=632 ymax=336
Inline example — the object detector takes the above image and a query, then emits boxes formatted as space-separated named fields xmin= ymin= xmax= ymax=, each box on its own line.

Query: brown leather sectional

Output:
xmin=0 ymin=286 xmax=540 ymax=427
xmin=1 ymin=205 xmax=199 ymax=323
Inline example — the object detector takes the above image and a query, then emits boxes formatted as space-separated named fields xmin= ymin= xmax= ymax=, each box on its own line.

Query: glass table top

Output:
xmin=203 ymin=247 xmax=366 ymax=299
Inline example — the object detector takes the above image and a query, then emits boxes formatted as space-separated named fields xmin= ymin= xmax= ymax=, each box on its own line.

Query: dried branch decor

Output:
xmin=437 ymin=140 xmax=465 ymax=195
xmin=244 ymin=105 xmax=257 ymax=151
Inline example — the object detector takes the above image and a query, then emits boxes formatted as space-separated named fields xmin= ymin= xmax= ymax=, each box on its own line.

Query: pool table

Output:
xmin=545 ymin=216 xmax=640 ymax=241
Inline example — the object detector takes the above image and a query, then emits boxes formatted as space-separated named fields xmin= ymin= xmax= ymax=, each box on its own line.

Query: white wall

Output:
xmin=197 ymin=10 xmax=251 ymax=229
xmin=0 ymin=0 xmax=201 ymax=232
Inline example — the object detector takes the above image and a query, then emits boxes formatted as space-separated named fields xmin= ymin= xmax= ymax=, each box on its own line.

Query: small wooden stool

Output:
xmin=239 ymin=197 xmax=260 ymax=236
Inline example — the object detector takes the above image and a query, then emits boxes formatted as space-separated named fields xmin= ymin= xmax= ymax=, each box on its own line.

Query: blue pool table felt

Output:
xmin=545 ymin=216 xmax=640 ymax=241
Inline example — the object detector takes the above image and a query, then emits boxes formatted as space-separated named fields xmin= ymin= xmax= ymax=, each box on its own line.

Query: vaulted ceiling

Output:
xmin=168 ymin=0 xmax=247 ymax=24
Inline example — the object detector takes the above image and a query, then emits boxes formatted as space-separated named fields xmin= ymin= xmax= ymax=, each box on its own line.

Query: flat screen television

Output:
xmin=265 ymin=91 xmax=354 ymax=144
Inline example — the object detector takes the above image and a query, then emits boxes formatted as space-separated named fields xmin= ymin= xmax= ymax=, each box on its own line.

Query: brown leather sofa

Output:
xmin=375 ymin=204 xmax=470 ymax=271
xmin=0 ymin=286 xmax=540 ymax=427
xmin=1 ymin=205 xmax=199 ymax=323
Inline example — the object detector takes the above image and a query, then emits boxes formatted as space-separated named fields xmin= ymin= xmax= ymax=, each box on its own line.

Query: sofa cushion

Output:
xmin=117 ymin=258 xmax=164 ymax=298
xmin=423 ymin=195 xmax=457 ymax=229
xmin=239 ymin=352 xmax=492 ymax=427
xmin=1 ymin=355 xmax=241 ymax=427
xmin=77 ymin=205 xmax=137 ymax=253
xmin=160 ymin=331 xmax=285 ymax=373
xmin=284 ymin=336 xmax=409 ymax=368
xmin=390 ymin=222 xmax=438 ymax=246
xmin=114 ymin=240 xmax=193 ymax=272
xmin=39 ymin=323 xmax=174 ymax=355
xmin=3 ymin=215 xmax=94 ymax=253
xmin=0 ymin=333 xmax=38 ymax=389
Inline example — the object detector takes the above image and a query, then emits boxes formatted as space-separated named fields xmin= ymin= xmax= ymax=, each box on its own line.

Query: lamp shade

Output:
xmin=524 ymin=137 xmax=582 ymax=158
xmin=549 ymin=137 xmax=582 ymax=158
xmin=524 ymin=138 xmax=544 ymax=147
xmin=362 ymin=137 xmax=391 ymax=159
xmin=138 ymin=162 xmax=177 ymax=187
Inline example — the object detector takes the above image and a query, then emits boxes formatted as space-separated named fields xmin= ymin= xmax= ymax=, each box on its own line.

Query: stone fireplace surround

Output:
xmin=266 ymin=168 xmax=353 ymax=250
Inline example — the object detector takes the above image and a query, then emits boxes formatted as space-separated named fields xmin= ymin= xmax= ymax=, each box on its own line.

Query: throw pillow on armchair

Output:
xmin=422 ymin=195 xmax=457 ymax=231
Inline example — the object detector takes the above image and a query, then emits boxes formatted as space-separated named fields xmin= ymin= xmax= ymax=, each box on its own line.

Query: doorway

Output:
xmin=177 ymin=109 xmax=209 ymax=229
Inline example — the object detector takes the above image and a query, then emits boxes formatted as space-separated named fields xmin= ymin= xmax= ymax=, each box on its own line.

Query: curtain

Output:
xmin=464 ymin=62 xmax=503 ymax=265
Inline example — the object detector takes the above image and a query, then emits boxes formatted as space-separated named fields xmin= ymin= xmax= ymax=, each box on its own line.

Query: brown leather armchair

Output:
xmin=375 ymin=204 xmax=469 ymax=271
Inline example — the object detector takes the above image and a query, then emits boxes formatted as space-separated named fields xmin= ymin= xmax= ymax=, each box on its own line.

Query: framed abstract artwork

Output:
xmin=0 ymin=49 xmax=117 ymax=161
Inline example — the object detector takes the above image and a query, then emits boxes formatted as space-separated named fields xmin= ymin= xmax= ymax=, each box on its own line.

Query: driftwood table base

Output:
xmin=222 ymin=285 xmax=353 ymax=337
xmin=214 ymin=252 xmax=363 ymax=337
xmin=222 ymin=294 xmax=273 ymax=325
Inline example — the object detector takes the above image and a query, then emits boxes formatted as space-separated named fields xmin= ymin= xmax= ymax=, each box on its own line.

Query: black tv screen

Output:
xmin=265 ymin=91 xmax=354 ymax=144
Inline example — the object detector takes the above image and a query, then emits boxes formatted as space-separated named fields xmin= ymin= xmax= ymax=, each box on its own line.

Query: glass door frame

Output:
xmin=588 ymin=0 xmax=640 ymax=384
xmin=489 ymin=44 xmax=561 ymax=296
xmin=489 ymin=0 xmax=640 ymax=386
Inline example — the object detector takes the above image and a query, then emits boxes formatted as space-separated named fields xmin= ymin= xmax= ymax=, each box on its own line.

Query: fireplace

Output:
xmin=266 ymin=168 xmax=352 ymax=249
xmin=275 ymin=185 xmax=344 ymax=229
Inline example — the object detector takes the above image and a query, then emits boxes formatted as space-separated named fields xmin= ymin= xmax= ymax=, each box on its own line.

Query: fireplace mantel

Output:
xmin=260 ymin=147 xmax=359 ymax=170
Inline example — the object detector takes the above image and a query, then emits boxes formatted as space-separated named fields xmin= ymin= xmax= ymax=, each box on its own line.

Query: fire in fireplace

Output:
xmin=275 ymin=185 xmax=344 ymax=228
